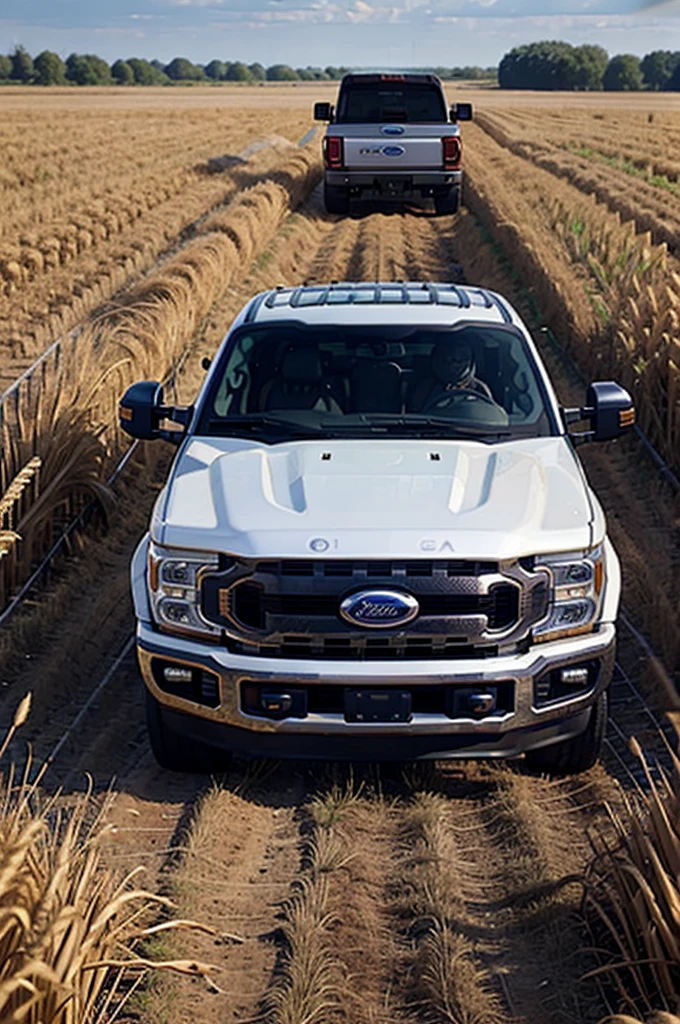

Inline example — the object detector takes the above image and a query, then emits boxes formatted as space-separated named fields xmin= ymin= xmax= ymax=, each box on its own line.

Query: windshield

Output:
xmin=336 ymin=82 xmax=447 ymax=123
xmin=196 ymin=323 xmax=557 ymax=443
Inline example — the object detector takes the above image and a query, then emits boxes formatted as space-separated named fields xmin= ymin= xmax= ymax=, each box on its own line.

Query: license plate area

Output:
xmin=344 ymin=688 xmax=412 ymax=723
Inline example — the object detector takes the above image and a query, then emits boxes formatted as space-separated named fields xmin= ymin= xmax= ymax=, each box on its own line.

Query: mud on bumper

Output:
xmin=136 ymin=621 xmax=616 ymax=762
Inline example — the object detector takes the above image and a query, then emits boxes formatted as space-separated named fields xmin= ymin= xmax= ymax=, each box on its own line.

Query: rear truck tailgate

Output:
xmin=332 ymin=124 xmax=456 ymax=172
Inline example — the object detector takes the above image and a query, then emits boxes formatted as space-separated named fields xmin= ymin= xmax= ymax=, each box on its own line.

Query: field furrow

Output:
xmin=1 ymin=90 xmax=679 ymax=1024
xmin=475 ymin=109 xmax=680 ymax=254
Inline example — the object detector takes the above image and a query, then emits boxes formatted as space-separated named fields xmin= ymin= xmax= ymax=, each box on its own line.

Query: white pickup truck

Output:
xmin=120 ymin=282 xmax=634 ymax=775
xmin=314 ymin=73 xmax=472 ymax=215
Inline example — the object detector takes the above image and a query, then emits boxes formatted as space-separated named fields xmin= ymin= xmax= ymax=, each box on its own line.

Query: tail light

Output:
xmin=324 ymin=136 xmax=344 ymax=169
xmin=442 ymin=136 xmax=462 ymax=170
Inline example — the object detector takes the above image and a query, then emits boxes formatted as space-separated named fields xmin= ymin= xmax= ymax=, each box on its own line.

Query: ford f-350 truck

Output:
xmin=314 ymin=73 xmax=472 ymax=215
xmin=119 ymin=281 xmax=634 ymax=775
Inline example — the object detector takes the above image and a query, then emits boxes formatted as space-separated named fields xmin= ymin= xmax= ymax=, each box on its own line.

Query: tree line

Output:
xmin=0 ymin=47 xmax=495 ymax=86
xmin=499 ymin=41 xmax=680 ymax=91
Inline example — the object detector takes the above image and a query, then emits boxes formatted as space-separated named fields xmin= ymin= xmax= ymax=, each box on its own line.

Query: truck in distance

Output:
xmin=314 ymin=73 xmax=472 ymax=215
xmin=119 ymin=281 xmax=634 ymax=775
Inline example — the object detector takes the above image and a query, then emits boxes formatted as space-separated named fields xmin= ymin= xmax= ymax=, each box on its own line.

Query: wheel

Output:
xmin=324 ymin=183 xmax=350 ymax=215
xmin=146 ymin=690 xmax=231 ymax=774
xmin=524 ymin=690 xmax=608 ymax=776
xmin=434 ymin=187 xmax=461 ymax=216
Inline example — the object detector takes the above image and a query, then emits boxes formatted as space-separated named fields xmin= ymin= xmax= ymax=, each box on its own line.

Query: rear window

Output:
xmin=336 ymin=82 xmax=447 ymax=123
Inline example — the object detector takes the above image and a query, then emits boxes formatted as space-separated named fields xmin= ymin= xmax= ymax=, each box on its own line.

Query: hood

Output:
xmin=155 ymin=437 xmax=595 ymax=561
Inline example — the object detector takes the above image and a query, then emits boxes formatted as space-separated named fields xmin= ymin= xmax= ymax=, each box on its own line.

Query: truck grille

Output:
xmin=200 ymin=558 xmax=535 ymax=659
xmin=227 ymin=636 xmax=501 ymax=661
xmin=230 ymin=583 xmax=518 ymax=632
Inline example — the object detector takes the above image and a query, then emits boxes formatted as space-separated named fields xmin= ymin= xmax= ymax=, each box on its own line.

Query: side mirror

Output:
xmin=119 ymin=381 xmax=192 ymax=444
xmin=564 ymin=381 xmax=635 ymax=444
xmin=314 ymin=102 xmax=334 ymax=122
xmin=450 ymin=102 xmax=473 ymax=123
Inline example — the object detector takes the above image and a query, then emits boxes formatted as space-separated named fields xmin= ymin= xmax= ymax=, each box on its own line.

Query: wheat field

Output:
xmin=1 ymin=85 xmax=680 ymax=1024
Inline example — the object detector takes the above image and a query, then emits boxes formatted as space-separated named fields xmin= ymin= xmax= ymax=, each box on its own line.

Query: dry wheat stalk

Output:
xmin=0 ymin=697 xmax=220 ymax=1024
xmin=585 ymin=737 xmax=680 ymax=1019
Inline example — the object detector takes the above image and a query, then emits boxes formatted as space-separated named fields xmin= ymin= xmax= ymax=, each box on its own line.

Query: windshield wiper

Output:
xmin=207 ymin=414 xmax=327 ymax=438
xmin=322 ymin=414 xmax=513 ymax=439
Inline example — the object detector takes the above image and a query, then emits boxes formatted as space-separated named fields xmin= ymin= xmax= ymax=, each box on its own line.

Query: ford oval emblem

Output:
xmin=381 ymin=124 xmax=405 ymax=136
xmin=339 ymin=590 xmax=419 ymax=629
xmin=381 ymin=145 xmax=405 ymax=157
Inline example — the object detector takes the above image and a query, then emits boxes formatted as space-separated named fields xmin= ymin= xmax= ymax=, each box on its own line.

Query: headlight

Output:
xmin=148 ymin=542 xmax=221 ymax=639
xmin=533 ymin=546 xmax=604 ymax=643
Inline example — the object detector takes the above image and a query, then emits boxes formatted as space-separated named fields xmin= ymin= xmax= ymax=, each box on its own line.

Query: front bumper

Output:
xmin=136 ymin=619 xmax=616 ymax=761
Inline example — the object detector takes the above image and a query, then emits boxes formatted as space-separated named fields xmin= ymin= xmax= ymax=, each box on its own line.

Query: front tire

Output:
xmin=324 ymin=183 xmax=350 ymax=215
xmin=434 ymin=186 xmax=461 ymax=216
xmin=146 ymin=690 xmax=232 ymax=774
xmin=524 ymin=690 xmax=608 ymax=776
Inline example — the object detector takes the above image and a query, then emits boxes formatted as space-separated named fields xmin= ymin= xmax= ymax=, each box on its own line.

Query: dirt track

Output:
xmin=1 ymin=166 xmax=677 ymax=1023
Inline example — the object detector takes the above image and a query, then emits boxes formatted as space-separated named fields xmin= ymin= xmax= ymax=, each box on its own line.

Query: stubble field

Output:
xmin=1 ymin=84 xmax=680 ymax=1024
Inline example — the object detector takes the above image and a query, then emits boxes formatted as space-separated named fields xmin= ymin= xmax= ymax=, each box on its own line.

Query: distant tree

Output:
xmin=0 ymin=55 xmax=11 ymax=79
xmin=498 ymin=45 xmax=529 ymax=88
xmin=572 ymin=45 xmax=608 ymax=90
xmin=641 ymin=50 xmax=680 ymax=90
xmin=296 ymin=67 xmax=315 ymax=81
xmin=248 ymin=62 xmax=266 ymax=81
xmin=111 ymin=59 xmax=134 ymax=85
xmin=324 ymin=65 xmax=342 ymax=80
xmin=266 ymin=64 xmax=298 ymax=81
xmin=447 ymin=65 xmax=497 ymax=80
xmin=603 ymin=53 xmax=643 ymax=91
xmin=500 ymin=41 xmax=608 ymax=90
xmin=127 ymin=57 xmax=166 ymax=84
xmin=164 ymin=56 xmax=203 ymax=81
xmin=225 ymin=61 xmax=252 ymax=81
xmin=65 ymin=53 xmax=112 ymax=85
xmin=666 ymin=60 xmax=680 ymax=91
xmin=34 ymin=50 xmax=66 ymax=85
xmin=11 ymin=45 xmax=35 ymax=82
xmin=204 ymin=59 xmax=226 ymax=80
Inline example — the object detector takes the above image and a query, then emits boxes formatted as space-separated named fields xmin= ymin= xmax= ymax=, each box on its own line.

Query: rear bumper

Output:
xmin=325 ymin=169 xmax=462 ymax=196
xmin=136 ymin=619 xmax=616 ymax=762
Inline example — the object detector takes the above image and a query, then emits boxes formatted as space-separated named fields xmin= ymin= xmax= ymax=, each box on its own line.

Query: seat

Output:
xmin=261 ymin=343 xmax=342 ymax=413
xmin=350 ymin=359 xmax=402 ymax=413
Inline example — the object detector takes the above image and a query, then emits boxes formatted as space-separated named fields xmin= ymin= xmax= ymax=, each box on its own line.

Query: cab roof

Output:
xmin=241 ymin=282 xmax=519 ymax=328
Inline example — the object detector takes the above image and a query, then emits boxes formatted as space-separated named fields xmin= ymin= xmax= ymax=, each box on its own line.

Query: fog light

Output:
xmin=560 ymin=667 xmax=589 ymax=686
xmin=163 ymin=666 xmax=193 ymax=684
xmin=261 ymin=691 xmax=294 ymax=715
xmin=467 ymin=691 xmax=497 ymax=714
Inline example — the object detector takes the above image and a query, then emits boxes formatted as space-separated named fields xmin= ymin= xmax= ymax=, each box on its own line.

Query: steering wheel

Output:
xmin=422 ymin=389 xmax=509 ymax=425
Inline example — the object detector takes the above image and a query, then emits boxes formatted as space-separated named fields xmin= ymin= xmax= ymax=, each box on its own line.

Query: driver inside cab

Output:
xmin=409 ymin=338 xmax=494 ymax=412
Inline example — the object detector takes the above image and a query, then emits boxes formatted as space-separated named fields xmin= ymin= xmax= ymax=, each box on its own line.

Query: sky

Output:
xmin=1 ymin=0 xmax=680 ymax=69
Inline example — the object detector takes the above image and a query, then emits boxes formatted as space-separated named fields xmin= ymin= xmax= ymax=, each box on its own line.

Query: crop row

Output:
xmin=465 ymin=122 xmax=680 ymax=477
xmin=475 ymin=110 xmax=680 ymax=255
xmin=0 ymin=147 xmax=322 ymax=613
xmin=481 ymin=106 xmax=680 ymax=181
xmin=0 ymin=106 xmax=311 ymax=236
xmin=0 ymin=143 xmax=302 ymax=390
